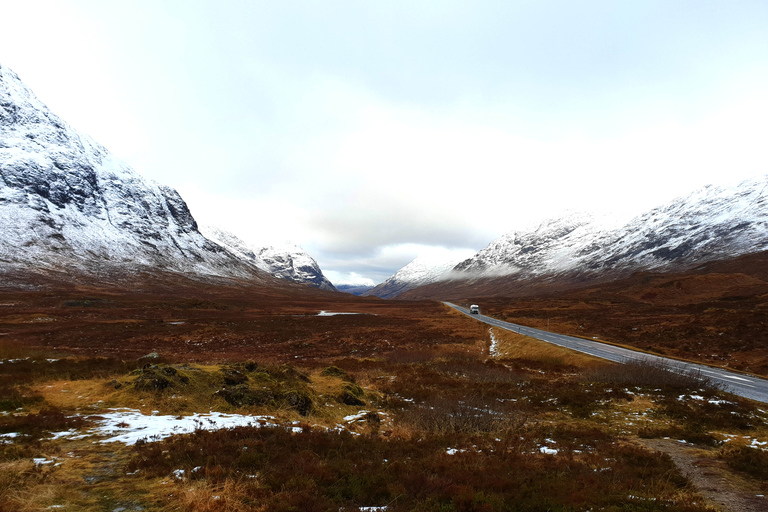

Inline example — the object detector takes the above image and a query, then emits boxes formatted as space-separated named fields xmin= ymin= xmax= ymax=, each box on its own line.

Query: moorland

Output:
xmin=1 ymin=273 xmax=767 ymax=511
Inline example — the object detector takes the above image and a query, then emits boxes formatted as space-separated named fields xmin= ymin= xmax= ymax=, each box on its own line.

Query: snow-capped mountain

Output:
xmin=578 ymin=177 xmax=768 ymax=274
xmin=437 ymin=176 xmax=768 ymax=292
xmin=199 ymin=225 xmax=337 ymax=291
xmin=0 ymin=64 xmax=266 ymax=285
xmin=453 ymin=211 xmax=609 ymax=277
xmin=365 ymin=251 xmax=472 ymax=299
xmin=392 ymin=176 xmax=768 ymax=299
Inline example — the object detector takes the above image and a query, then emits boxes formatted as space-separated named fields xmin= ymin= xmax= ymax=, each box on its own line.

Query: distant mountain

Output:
xmin=364 ymin=251 xmax=471 ymax=299
xmin=199 ymin=225 xmax=337 ymax=291
xmin=400 ymin=176 xmax=768 ymax=299
xmin=0 ymin=64 xmax=262 ymax=286
xmin=335 ymin=284 xmax=375 ymax=296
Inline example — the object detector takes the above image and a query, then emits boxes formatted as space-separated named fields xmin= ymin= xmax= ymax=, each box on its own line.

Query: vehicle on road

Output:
xmin=470 ymin=304 xmax=479 ymax=314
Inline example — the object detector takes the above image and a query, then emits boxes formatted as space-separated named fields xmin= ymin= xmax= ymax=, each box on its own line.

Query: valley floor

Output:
xmin=1 ymin=283 xmax=767 ymax=511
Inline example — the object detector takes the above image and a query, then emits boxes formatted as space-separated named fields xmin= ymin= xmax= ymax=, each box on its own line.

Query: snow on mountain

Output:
xmin=453 ymin=211 xmax=610 ymax=277
xmin=365 ymin=250 xmax=473 ymax=299
xmin=198 ymin=225 xmax=337 ymax=291
xmin=452 ymin=176 xmax=768 ymax=283
xmin=578 ymin=177 xmax=768 ymax=273
xmin=0 ymin=64 xmax=267 ymax=284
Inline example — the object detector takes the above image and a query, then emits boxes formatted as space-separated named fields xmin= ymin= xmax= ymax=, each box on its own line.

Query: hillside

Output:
xmin=397 ymin=176 xmax=768 ymax=300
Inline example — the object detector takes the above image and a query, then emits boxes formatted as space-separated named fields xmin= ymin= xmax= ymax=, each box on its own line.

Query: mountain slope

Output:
xmin=199 ymin=225 xmax=337 ymax=291
xmin=0 ymin=64 xmax=267 ymax=285
xmin=401 ymin=176 xmax=768 ymax=299
xmin=364 ymin=251 xmax=471 ymax=299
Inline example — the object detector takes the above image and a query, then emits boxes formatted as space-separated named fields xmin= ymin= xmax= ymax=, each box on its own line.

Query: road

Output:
xmin=444 ymin=302 xmax=768 ymax=404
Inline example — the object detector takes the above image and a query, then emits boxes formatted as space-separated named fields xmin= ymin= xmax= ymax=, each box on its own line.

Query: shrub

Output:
xmin=654 ymin=393 xmax=761 ymax=433
xmin=719 ymin=444 xmax=768 ymax=481
xmin=395 ymin=394 xmax=526 ymax=436
xmin=215 ymin=386 xmax=275 ymax=407
xmin=0 ymin=407 xmax=89 ymax=437
xmin=585 ymin=360 xmax=720 ymax=392
xmin=127 ymin=425 xmax=706 ymax=511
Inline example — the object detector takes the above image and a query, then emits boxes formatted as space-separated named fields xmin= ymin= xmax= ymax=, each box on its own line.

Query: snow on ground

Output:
xmin=50 ymin=409 xmax=284 ymax=445
xmin=489 ymin=328 xmax=500 ymax=357
xmin=343 ymin=411 xmax=371 ymax=422
xmin=3 ymin=408 xmax=392 ymax=447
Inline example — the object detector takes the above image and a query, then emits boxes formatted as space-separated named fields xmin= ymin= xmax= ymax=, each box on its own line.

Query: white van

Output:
xmin=470 ymin=305 xmax=479 ymax=314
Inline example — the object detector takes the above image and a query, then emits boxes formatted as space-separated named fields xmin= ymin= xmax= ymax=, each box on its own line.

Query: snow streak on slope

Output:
xmin=0 ymin=64 xmax=265 ymax=283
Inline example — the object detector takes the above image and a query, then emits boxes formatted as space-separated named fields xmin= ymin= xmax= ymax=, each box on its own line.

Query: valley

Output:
xmin=3 ymin=59 xmax=768 ymax=511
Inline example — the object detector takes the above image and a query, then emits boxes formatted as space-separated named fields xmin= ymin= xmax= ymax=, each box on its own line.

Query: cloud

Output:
xmin=323 ymin=272 xmax=375 ymax=287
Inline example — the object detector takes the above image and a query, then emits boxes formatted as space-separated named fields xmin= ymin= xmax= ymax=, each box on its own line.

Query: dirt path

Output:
xmin=638 ymin=438 xmax=768 ymax=512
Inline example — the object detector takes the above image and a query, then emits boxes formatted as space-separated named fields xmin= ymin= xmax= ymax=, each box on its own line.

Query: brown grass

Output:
xmin=0 ymin=281 xmax=764 ymax=510
xmin=489 ymin=326 xmax=603 ymax=368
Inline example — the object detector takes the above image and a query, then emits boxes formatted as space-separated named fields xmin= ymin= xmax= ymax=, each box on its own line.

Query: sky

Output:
xmin=2 ymin=1 xmax=768 ymax=285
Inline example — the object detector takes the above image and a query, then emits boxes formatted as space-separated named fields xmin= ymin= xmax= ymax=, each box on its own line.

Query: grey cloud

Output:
xmin=307 ymin=205 xmax=493 ymax=255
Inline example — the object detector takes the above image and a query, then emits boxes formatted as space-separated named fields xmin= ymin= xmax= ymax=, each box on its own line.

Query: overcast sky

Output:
xmin=3 ymin=1 xmax=768 ymax=285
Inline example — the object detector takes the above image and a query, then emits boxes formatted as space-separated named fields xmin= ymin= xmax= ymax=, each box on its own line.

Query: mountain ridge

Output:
xmin=396 ymin=175 xmax=768 ymax=299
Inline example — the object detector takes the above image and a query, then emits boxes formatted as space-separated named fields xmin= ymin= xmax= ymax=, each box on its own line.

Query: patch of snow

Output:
xmin=0 ymin=432 xmax=19 ymax=443
xmin=82 ymin=409 xmax=279 ymax=445
xmin=343 ymin=411 xmax=370 ymax=422
xmin=489 ymin=328 xmax=500 ymax=357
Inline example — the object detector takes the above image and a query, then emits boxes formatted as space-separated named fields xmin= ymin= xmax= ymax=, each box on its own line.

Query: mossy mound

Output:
xmin=337 ymin=382 xmax=365 ymax=406
xmin=215 ymin=386 xmax=314 ymax=415
xmin=133 ymin=365 xmax=189 ymax=392
xmin=320 ymin=366 xmax=353 ymax=381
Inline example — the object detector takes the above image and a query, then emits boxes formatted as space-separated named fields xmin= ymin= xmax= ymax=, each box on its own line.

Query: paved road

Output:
xmin=445 ymin=302 xmax=768 ymax=404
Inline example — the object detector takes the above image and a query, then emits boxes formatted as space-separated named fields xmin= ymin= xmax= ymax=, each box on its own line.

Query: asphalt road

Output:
xmin=445 ymin=302 xmax=768 ymax=404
